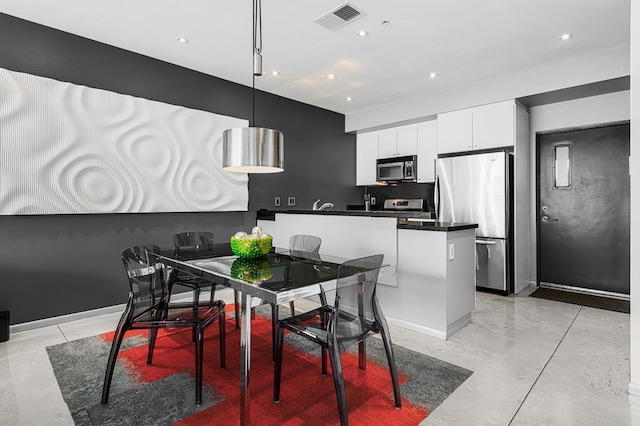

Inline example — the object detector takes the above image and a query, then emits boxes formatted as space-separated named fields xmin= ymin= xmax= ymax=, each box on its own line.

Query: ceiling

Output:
xmin=0 ymin=0 xmax=631 ymax=116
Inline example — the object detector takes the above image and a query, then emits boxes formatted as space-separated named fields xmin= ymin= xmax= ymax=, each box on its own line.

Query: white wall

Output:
xmin=629 ymin=0 xmax=640 ymax=396
xmin=527 ymin=91 xmax=631 ymax=284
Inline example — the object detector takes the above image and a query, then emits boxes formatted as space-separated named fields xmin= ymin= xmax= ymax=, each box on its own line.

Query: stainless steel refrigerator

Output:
xmin=435 ymin=151 xmax=513 ymax=294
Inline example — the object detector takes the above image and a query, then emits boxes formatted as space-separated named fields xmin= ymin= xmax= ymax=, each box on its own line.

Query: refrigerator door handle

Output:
xmin=476 ymin=240 xmax=497 ymax=245
xmin=434 ymin=174 xmax=440 ymax=219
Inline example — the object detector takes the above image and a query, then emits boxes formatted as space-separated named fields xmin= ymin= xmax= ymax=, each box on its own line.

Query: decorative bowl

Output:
xmin=230 ymin=257 xmax=273 ymax=283
xmin=230 ymin=235 xmax=272 ymax=259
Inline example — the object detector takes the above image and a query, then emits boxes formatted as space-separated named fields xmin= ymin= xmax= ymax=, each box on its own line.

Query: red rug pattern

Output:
xmin=100 ymin=308 xmax=428 ymax=425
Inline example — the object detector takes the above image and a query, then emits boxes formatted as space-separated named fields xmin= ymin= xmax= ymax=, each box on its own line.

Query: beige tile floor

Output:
xmin=1 ymin=288 xmax=638 ymax=425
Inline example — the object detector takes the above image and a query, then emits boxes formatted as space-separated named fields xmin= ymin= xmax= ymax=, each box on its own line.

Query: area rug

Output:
xmin=46 ymin=308 xmax=472 ymax=425
xmin=530 ymin=287 xmax=630 ymax=314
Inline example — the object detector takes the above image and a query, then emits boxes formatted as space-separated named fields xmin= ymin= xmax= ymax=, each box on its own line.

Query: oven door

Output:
xmin=376 ymin=161 xmax=405 ymax=182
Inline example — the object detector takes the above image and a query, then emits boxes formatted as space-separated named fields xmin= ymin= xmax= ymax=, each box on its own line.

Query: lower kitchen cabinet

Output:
xmin=268 ymin=212 xmax=476 ymax=339
xmin=378 ymin=228 xmax=476 ymax=339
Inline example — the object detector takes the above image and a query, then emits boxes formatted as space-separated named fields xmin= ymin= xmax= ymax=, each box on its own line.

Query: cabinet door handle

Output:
xmin=541 ymin=215 xmax=559 ymax=222
xmin=475 ymin=240 xmax=496 ymax=245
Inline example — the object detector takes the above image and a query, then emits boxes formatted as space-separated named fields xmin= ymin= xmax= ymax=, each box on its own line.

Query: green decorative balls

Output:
xmin=230 ymin=235 xmax=272 ymax=258
xmin=230 ymin=257 xmax=273 ymax=283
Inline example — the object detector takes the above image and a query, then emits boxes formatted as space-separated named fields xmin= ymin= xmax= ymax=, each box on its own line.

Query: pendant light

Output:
xmin=223 ymin=0 xmax=284 ymax=173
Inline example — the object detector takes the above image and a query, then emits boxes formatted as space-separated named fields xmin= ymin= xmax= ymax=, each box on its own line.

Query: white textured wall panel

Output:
xmin=0 ymin=68 xmax=248 ymax=214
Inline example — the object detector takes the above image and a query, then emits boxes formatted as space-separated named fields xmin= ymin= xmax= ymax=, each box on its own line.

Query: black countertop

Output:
xmin=396 ymin=220 xmax=478 ymax=232
xmin=256 ymin=209 xmax=477 ymax=232
xmin=256 ymin=209 xmax=436 ymax=220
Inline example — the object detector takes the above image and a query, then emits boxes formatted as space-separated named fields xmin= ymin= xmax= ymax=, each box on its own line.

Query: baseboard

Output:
xmin=9 ymin=288 xmax=236 ymax=334
xmin=629 ymin=382 xmax=640 ymax=396
xmin=445 ymin=313 xmax=472 ymax=338
xmin=385 ymin=316 xmax=448 ymax=340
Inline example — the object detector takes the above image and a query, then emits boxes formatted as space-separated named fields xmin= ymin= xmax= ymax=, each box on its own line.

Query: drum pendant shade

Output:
xmin=223 ymin=127 xmax=284 ymax=173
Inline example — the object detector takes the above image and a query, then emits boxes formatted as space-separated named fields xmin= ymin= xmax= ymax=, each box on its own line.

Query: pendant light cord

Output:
xmin=251 ymin=0 xmax=262 ymax=127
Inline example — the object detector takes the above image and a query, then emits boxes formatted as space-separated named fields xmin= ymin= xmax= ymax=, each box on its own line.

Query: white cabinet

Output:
xmin=396 ymin=125 xmax=419 ymax=157
xmin=417 ymin=120 xmax=437 ymax=182
xmin=437 ymin=109 xmax=473 ymax=153
xmin=377 ymin=128 xmax=397 ymax=158
xmin=377 ymin=125 xmax=418 ymax=158
xmin=472 ymin=101 xmax=515 ymax=150
xmin=438 ymin=100 xmax=518 ymax=154
xmin=356 ymin=131 xmax=379 ymax=186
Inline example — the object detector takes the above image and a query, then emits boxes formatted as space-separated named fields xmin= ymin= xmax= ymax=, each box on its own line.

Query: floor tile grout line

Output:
xmin=507 ymin=305 xmax=582 ymax=425
xmin=57 ymin=325 xmax=70 ymax=343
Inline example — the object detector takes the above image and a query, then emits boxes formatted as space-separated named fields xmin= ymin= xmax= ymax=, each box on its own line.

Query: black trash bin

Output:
xmin=0 ymin=311 xmax=9 ymax=342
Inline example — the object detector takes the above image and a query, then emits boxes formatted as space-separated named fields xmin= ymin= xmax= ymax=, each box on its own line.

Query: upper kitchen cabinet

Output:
xmin=472 ymin=100 xmax=516 ymax=150
xmin=437 ymin=109 xmax=473 ymax=153
xmin=417 ymin=120 xmax=437 ymax=182
xmin=378 ymin=125 xmax=418 ymax=158
xmin=437 ymin=100 xmax=522 ymax=154
xmin=356 ymin=131 xmax=378 ymax=186
xmin=356 ymin=120 xmax=437 ymax=185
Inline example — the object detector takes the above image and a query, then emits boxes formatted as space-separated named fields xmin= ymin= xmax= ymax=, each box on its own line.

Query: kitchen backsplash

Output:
xmin=364 ymin=182 xmax=435 ymax=212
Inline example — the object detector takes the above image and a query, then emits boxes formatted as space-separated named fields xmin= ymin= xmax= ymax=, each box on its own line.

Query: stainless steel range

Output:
xmin=383 ymin=198 xmax=425 ymax=211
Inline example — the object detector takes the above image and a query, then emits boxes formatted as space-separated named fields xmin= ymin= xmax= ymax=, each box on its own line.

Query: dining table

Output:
xmin=148 ymin=243 xmax=366 ymax=425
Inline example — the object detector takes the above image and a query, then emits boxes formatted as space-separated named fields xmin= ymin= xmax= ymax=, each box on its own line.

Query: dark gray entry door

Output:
xmin=537 ymin=123 xmax=630 ymax=295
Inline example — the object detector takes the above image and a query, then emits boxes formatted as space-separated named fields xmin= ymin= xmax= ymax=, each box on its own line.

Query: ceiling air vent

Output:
xmin=314 ymin=2 xmax=365 ymax=31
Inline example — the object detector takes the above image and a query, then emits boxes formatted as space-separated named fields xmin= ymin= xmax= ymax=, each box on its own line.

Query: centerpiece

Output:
xmin=230 ymin=226 xmax=272 ymax=259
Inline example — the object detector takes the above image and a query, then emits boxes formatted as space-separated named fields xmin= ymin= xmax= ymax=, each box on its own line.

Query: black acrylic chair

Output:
xmin=171 ymin=231 xmax=240 ymax=329
xmin=285 ymin=235 xmax=322 ymax=316
xmin=101 ymin=245 xmax=226 ymax=405
xmin=260 ymin=234 xmax=323 ymax=361
xmin=273 ymin=253 xmax=401 ymax=425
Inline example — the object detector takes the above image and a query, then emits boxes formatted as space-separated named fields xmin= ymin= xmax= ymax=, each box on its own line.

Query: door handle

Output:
xmin=476 ymin=240 xmax=496 ymax=245
xmin=434 ymin=175 xmax=440 ymax=219
xmin=541 ymin=215 xmax=559 ymax=222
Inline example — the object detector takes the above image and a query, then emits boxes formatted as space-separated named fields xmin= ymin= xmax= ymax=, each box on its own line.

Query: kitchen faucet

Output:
xmin=312 ymin=199 xmax=334 ymax=210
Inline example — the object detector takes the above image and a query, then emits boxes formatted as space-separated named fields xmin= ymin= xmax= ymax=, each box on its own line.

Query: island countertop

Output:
xmin=257 ymin=208 xmax=436 ymax=220
xmin=257 ymin=209 xmax=476 ymax=232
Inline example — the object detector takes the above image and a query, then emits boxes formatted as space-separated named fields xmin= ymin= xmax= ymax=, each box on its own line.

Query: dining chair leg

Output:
xmin=147 ymin=303 xmax=165 ymax=365
xmin=358 ymin=341 xmax=367 ymax=370
xmin=273 ymin=325 xmax=285 ymax=403
xmin=379 ymin=328 xmax=401 ymax=408
xmin=375 ymin=301 xmax=402 ymax=408
xmin=328 ymin=344 xmax=349 ymax=426
xmin=192 ymin=287 xmax=201 ymax=342
xmin=195 ymin=325 xmax=204 ymax=405
xmin=101 ymin=322 xmax=128 ymax=404
xmin=147 ymin=328 xmax=160 ymax=365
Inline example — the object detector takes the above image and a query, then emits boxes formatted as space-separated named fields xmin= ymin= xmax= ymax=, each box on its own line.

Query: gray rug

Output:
xmin=46 ymin=312 xmax=472 ymax=425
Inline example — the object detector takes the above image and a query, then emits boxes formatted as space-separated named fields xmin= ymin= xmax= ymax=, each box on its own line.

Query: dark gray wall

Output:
xmin=0 ymin=13 xmax=361 ymax=324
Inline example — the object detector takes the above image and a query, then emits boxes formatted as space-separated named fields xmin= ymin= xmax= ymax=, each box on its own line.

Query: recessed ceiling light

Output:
xmin=271 ymin=70 xmax=280 ymax=76
xmin=429 ymin=72 xmax=437 ymax=79
xmin=559 ymin=33 xmax=573 ymax=41
xmin=357 ymin=30 xmax=368 ymax=37
xmin=177 ymin=37 xmax=189 ymax=44
xmin=327 ymin=74 xmax=336 ymax=80
xmin=346 ymin=97 xmax=353 ymax=102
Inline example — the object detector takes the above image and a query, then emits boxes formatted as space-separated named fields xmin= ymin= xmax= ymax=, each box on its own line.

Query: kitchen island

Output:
xmin=257 ymin=210 xmax=477 ymax=340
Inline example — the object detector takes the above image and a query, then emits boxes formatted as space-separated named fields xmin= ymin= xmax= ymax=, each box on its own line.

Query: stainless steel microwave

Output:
xmin=376 ymin=155 xmax=417 ymax=183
